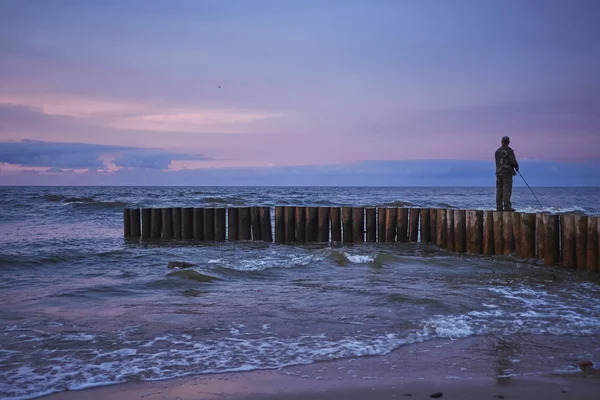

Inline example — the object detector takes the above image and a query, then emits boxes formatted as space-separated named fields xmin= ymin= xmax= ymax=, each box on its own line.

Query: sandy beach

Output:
xmin=43 ymin=337 xmax=600 ymax=400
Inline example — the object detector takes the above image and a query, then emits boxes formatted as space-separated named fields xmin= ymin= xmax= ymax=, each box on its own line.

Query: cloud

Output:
xmin=0 ymin=94 xmax=282 ymax=134
xmin=0 ymin=139 xmax=207 ymax=170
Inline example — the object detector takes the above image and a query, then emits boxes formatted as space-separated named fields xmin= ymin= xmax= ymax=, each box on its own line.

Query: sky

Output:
xmin=0 ymin=0 xmax=599 ymax=186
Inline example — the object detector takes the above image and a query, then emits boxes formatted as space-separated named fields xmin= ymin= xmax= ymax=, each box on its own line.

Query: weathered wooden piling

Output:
xmin=352 ymin=207 xmax=364 ymax=243
xmin=420 ymin=208 xmax=431 ymax=244
xmin=151 ymin=208 xmax=162 ymax=239
xmin=130 ymin=208 xmax=141 ymax=238
xmin=536 ymin=212 xmax=546 ymax=260
xmin=295 ymin=207 xmax=307 ymax=243
xmin=215 ymin=208 xmax=226 ymax=241
xmin=142 ymin=208 xmax=152 ymax=239
xmin=260 ymin=207 xmax=272 ymax=242
xmin=172 ymin=208 xmax=182 ymax=240
xmin=181 ymin=207 xmax=194 ymax=240
xmin=318 ymin=207 xmax=330 ymax=243
xmin=574 ymin=215 xmax=588 ymax=271
xmin=161 ymin=208 xmax=173 ymax=239
xmin=342 ymin=207 xmax=353 ymax=243
xmin=492 ymin=211 xmax=503 ymax=255
xmin=446 ymin=210 xmax=455 ymax=251
xmin=429 ymin=209 xmax=438 ymax=246
xmin=306 ymin=207 xmax=318 ymax=243
xmin=385 ymin=207 xmax=398 ymax=243
xmin=454 ymin=209 xmax=466 ymax=253
xmin=284 ymin=206 xmax=296 ymax=243
xmin=378 ymin=208 xmax=387 ymax=243
xmin=329 ymin=207 xmax=341 ymax=242
xmin=252 ymin=207 xmax=263 ymax=241
xmin=483 ymin=211 xmax=495 ymax=256
xmin=543 ymin=213 xmax=560 ymax=266
xmin=466 ymin=210 xmax=483 ymax=254
xmin=502 ymin=212 xmax=515 ymax=255
xmin=274 ymin=206 xmax=285 ymax=244
xmin=561 ymin=214 xmax=576 ymax=269
xmin=513 ymin=213 xmax=522 ymax=256
xmin=204 ymin=208 xmax=215 ymax=241
xmin=520 ymin=213 xmax=536 ymax=259
xmin=238 ymin=207 xmax=252 ymax=241
xmin=436 ymin=209 xmax=447 ymax=249
xmin=409 ymin=208 xmax=420 ymax=243
xmin=366 ymin=208 xmax=376 ymax=242
xmin=397 ymin=208 xmax=409 ymax=243
xmin=587 ymin=216 xmax=599 ymax=273
xmin=193 ymin=208 xmax=204 ymax=241
xmin=228 ymin=208 xmax=238 ymax=241
xmin=124 ymin=208 xmax=131 ymax=238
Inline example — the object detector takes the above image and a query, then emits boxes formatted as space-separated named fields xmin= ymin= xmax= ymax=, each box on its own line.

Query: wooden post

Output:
xmin=561 ymin=214 xmax=576 ymax=269
xmin=466 ymin=210 xmax=483 ymax=254
xmin=193 ymin=208 xmax=204 ymax=241
xmin=330 ymin=207 xmax=341 ymax=242
xmin=574 ymin=215 xmax=588 ymax=271
xmin=342 ymin=207 xmax=353 ymax=243
xmin=306 ymin=207 xmax=318 ymax=242
xmin=284 ymin=206 xmax=295 ymax=243
xmin=366 ymin=208 xmax=376 ymax=242
xmin=520 ymin=213 xmax=536 ymax=259
xmin=274 ymin=206 xmax=285 ymax=244
xmin=483 ymin=211 xmax=495 ymax=256
xmin=385 ymin=207 xmax=397 ymax=242
xmin=204 ymin=208 xmax=215 ymax=241
xmin=543 ymin=213 xmax=560 ymax=266
xmin=378 ymin=208 xmax=387 ymax=243
xmin=295 ymin=207 xmax=306 ymax=243
xmin=536 ymin=212 xmax=546 ymax=260
xmin=409 ymin=208 xmax=420 ymax=243
xmin=352 ymin=207 xmax=364 ymax=243
xmin=172 ymin=207 xmax=182 ymax=240
xmin=252 ymin=206 xmax=264 ymax=241
xmin=161 ymin=208 xmax=173 ymax=239
xmin=587 ymin=216 xmax=598 ymax=273
xmin=238 ymin=207 xmax=252 ymax=241
xmin=513 ymin=213 xmax=522 ymax=257
xmin=446 ymin=209 xmax=455 ymax=252
xmin=130 ymin=208 xmax=141 ymax=238
xmin=260 ymin=207 xmax=273 ymax=242
xmin=492 ymin=211 xmax=503 ymax=255
xmin=123 ymin=208 xmax=131 ymax=238
xmin=142 ymin=208 xmax=152 ymax=239
xmin=397 ymin=208 xmax=409 ymax=243
xmin=454 ymin=210 xmax=466 ymax=253
xmin=151 ymin=208 xmax=162 ymax=239
xmin=215 ymin=208 xmax=226 ymax=241
xmin=228 ymin=208 xmax=239 ymax=241
xmin=318 ymin=207 xmax=330 ymax=243
xmin=502 ymin=212 xmax=515 ymax=255
xmin=429 ymin=209 xmax=438 ymax=246
xmin=181 ymin=207 xmax=194 ymax=240
xmin=436 ymin=209 xmax=447 ymax=249
xmin=420 ymin=208 xmax=431 ymax=244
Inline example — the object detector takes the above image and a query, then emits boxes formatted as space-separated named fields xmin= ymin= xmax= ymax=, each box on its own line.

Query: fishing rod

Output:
xmin=517 ymin=170 xmax=543 ymax=209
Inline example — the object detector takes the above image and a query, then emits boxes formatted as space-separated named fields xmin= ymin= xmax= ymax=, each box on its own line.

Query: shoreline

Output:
xmin=42 ymin=337 xmax=600 ymax=400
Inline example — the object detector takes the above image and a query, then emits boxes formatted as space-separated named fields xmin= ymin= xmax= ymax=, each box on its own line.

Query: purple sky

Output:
xmin=1 ymin=0 xmax=599 ymax=185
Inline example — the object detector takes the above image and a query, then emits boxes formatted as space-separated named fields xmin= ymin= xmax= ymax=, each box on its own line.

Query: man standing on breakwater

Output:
xmin=495 ymin=136 xmax=519 ymax=211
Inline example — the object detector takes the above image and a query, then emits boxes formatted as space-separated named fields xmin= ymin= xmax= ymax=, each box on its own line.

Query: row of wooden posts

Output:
xmin=123 ymin=207 xmax=600 ymax=273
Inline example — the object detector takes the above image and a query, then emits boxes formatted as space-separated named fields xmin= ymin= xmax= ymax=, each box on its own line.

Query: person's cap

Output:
xmin=501 ymin=136 xmax=510 ymax=143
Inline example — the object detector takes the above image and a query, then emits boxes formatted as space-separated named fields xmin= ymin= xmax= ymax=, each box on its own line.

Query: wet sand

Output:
xmin=44 ymin=337 xmax=600 ymax=400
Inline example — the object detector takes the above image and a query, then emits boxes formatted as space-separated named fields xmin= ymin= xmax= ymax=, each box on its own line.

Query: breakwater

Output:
xmin=124 ymin=207 xmax=599 ymax=273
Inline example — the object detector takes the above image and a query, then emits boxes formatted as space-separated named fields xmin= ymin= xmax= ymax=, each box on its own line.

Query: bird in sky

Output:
xmin=218 ymin=86 xmax=221 ymax=89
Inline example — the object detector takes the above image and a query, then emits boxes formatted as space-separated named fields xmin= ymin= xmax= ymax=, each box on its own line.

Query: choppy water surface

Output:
xmin=0 ymin=186 xmax=599 ymax=400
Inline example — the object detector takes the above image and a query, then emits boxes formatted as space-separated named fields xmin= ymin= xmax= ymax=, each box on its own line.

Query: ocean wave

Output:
xmin=202 ymin=196 xmax=245 ymax=206
xmin=166 ymin=269 xmax=219 ymax=282
xmin=42 ymin=194 xmax=127 ymax=209
xmin=515 ymin=206 xmax=588 ymax=215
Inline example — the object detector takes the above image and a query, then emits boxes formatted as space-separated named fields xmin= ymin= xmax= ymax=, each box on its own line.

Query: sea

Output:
xmin=1 ymin=186 xmax=599 ymax=400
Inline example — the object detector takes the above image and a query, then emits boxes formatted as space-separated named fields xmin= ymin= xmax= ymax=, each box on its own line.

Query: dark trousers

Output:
xmin=496 ymin=174 xmax=513 ymax=211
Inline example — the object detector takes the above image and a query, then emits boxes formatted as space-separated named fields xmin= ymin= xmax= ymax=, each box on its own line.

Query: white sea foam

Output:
xmin=343 ymin=253 xmax=375 ymax=264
